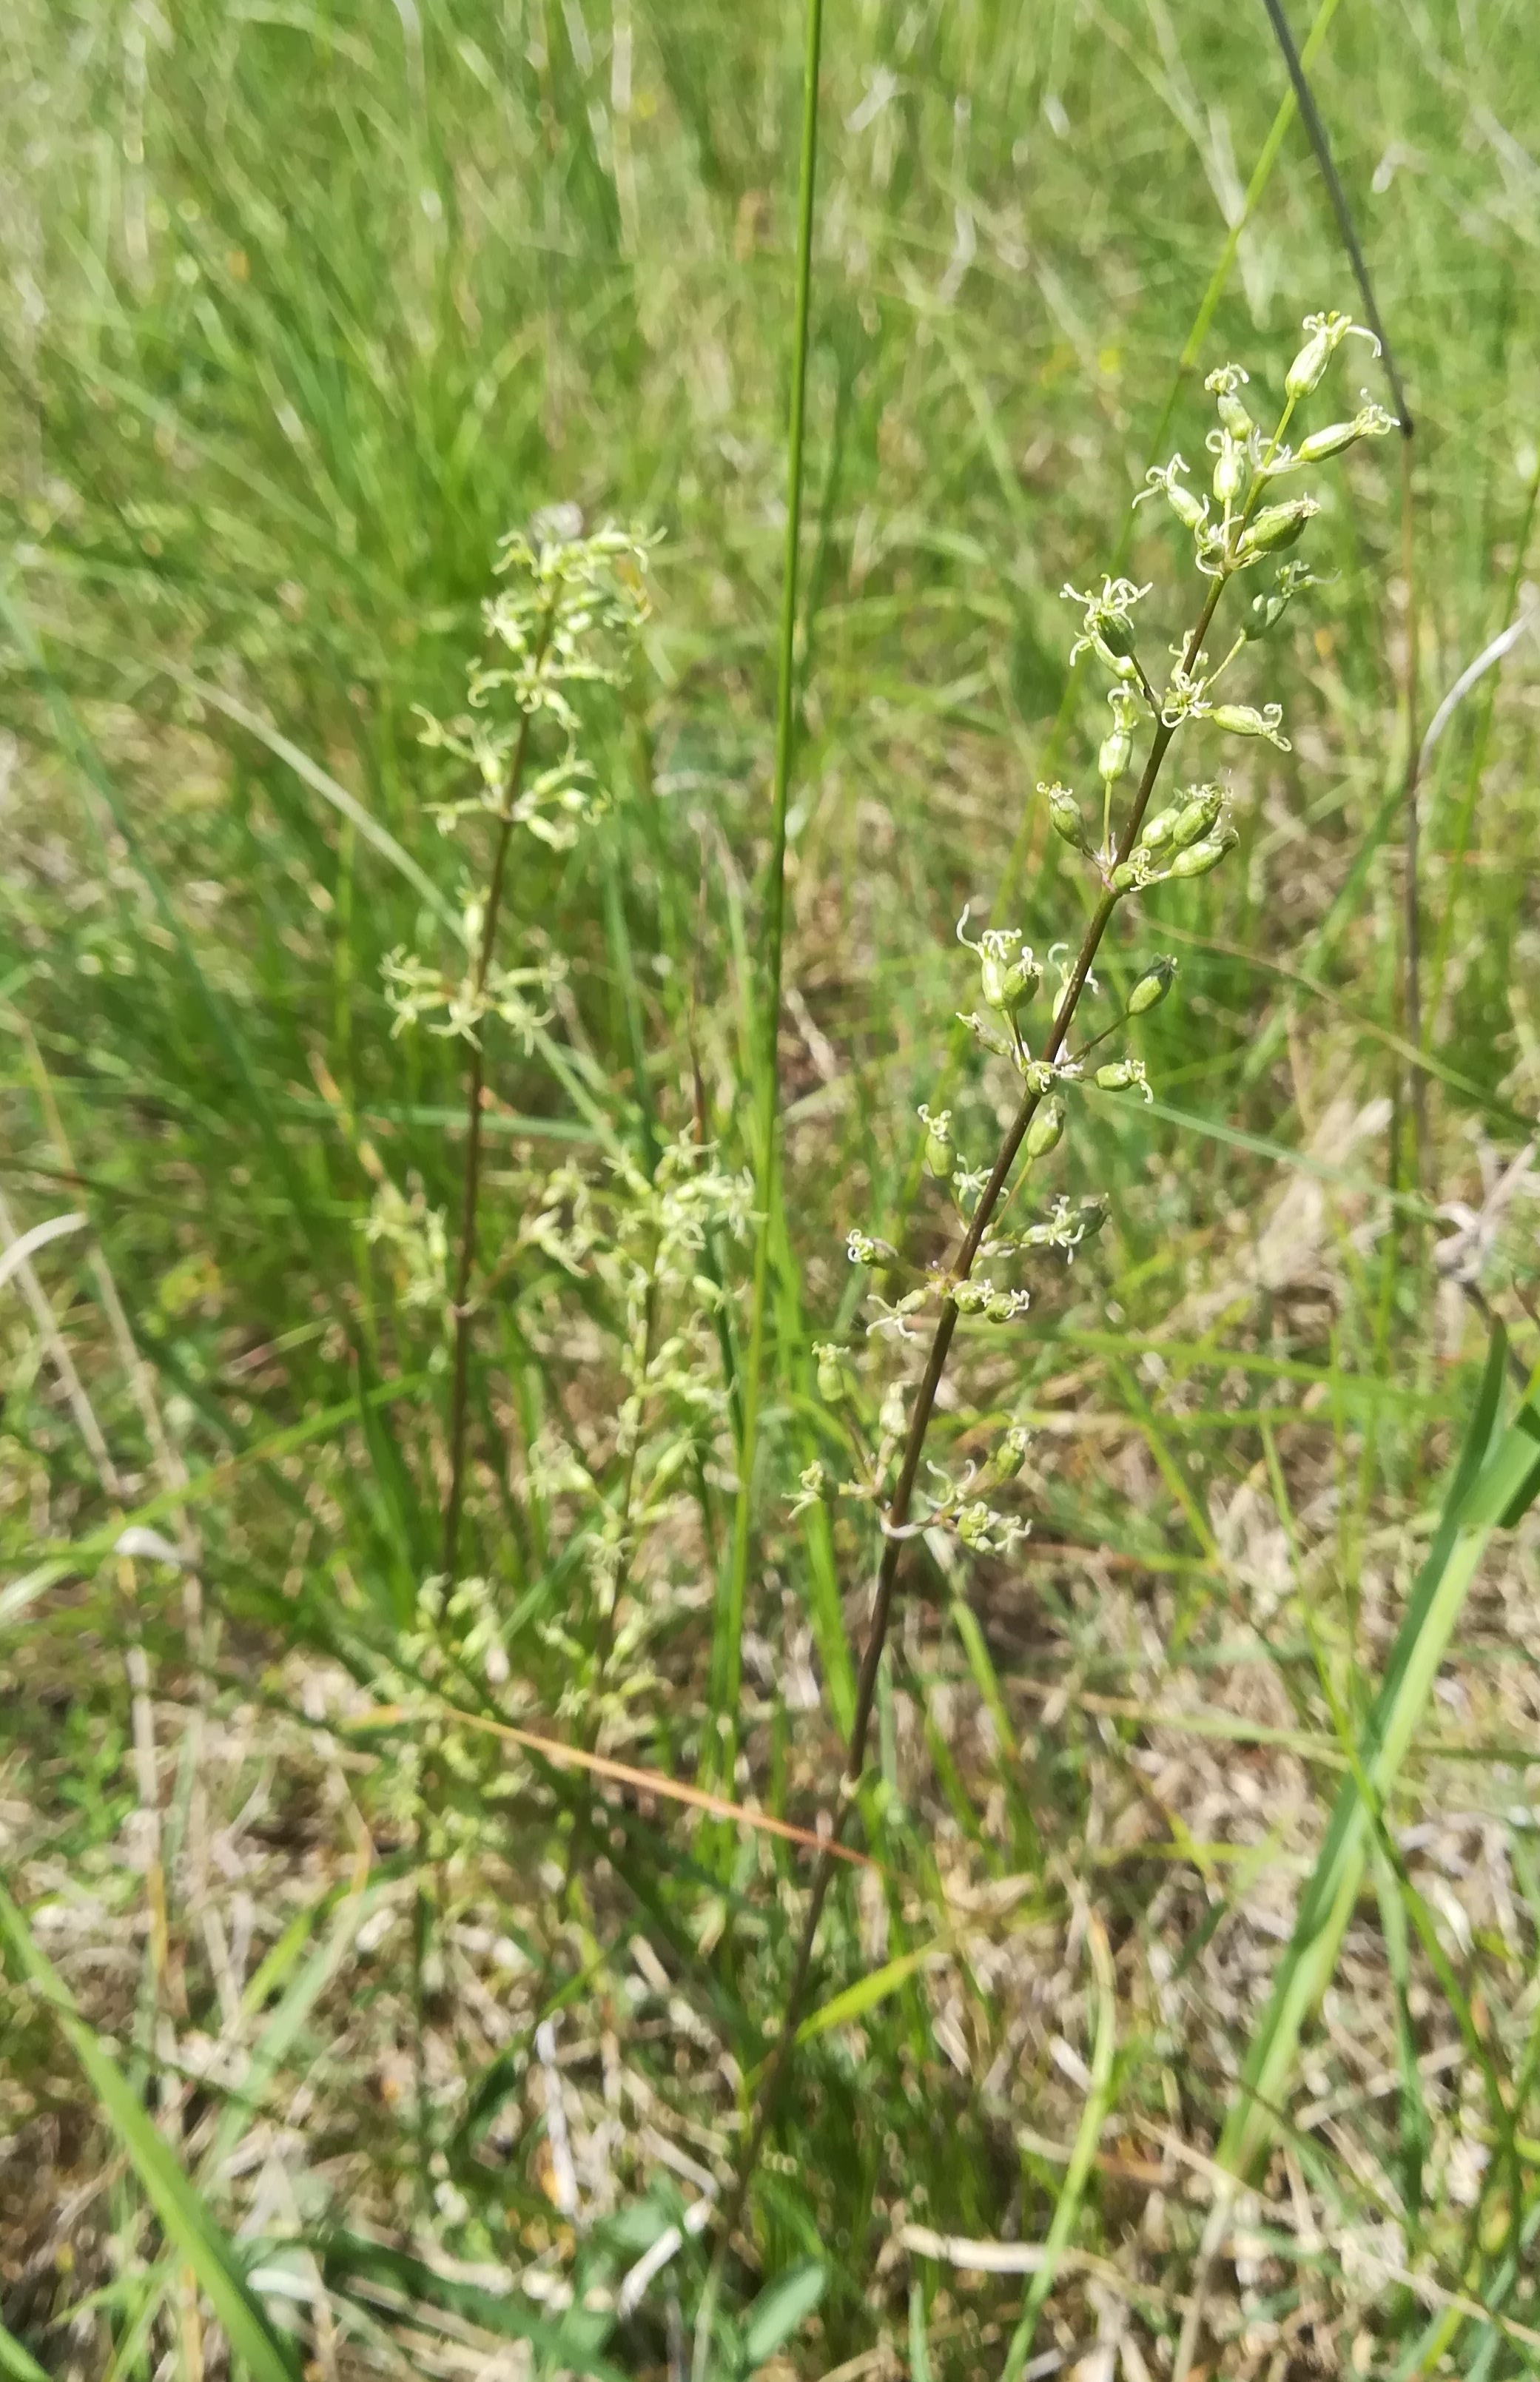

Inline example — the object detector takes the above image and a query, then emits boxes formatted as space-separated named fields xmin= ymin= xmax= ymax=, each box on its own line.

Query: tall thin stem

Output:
xmin=712 ymin=0 xmax=826 ymax=1787
xmin=712 ymin=567 xmax=1231 ymax=2266
xmin=441 ymin=609 xmax=555 ymax=1580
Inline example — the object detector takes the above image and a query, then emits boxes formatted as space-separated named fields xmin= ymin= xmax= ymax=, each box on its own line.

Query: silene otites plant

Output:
xmin=364 ymin=517 xmax=756 ymax=1829
xmin=744 ymin=307 xmax=1396 ymax=2156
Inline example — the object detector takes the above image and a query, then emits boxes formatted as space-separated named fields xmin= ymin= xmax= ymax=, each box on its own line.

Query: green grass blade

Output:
xmin=0 ymin=1885 xmax=301 ymax=2382
xmin=1217 ymin=1329 xmax=1540 ymax=2185
xmin=0 ymin=2321 xmax=50 ymax=2382
xmin=1001 ymin=1914 xmax=1117 ymax=2381
xmin=713 ymin=0 xmax=827 ymax=1795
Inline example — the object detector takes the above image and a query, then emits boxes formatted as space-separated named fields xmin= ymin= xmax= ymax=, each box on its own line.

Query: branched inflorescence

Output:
xmin=378 ymin=516 xmax=653 ymax=1579
xmin=728 ymin=306 xmax=1396 ymax=2226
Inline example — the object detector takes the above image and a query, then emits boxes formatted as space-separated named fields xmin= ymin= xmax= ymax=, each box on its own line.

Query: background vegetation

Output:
xmin=2 ymin=0 xmax=1540 ymax=2376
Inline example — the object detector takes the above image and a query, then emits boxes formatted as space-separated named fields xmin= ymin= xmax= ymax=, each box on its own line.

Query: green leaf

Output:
xmin=0 ymin=2319 xmax=50 ymax=2382
xmin=0 ymin=1885 xmax=301 ymax=2382
xmin=1217 ymin=1330 xmax=1540 ymax=2185
xmin=795 ymin=1942 xmax=938 ymax=2046
xmin=742 ymin=2260 xmax=829 ymax=2368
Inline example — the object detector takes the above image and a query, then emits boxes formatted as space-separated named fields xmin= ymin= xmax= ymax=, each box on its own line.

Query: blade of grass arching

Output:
xmin=883 ymin=0 xmax=1346 ymax=1243
xmin=1001 ymin=1914 xmax=1117 ymax=2382
xmin=165 ymin=670 xmax=461 ymax=940
xmin=1215 ymin=1328 xmax=1540 ymax=2187
xmin=0 ymin=1885 xmax=301 ymax=2382
xmin=0 ymin=2321 xmax=50 ymax=2382
xmin=712 ymin=0 xmax=827 ymax=1800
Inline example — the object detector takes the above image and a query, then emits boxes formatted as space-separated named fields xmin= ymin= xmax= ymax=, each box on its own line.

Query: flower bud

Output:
xmin=985 ymin=1424 xmax=1032 ymax=1484
xmin=1205 ymin=364 xmax=1254 ymax=440
xmin=1237 ymin=497 xmax=1319 ymax=560
xmin=1098 ymin=716 xmax=1132 ymax=784
xmin=1171 ymin=786 xmax=1223 ymax=848
xmin=978 ymin=929 xmax=1040 ymax=1012
xmin=1128 ymin=955 xmax=1177 ymax=1013
xmin=1024 ymin=1095 xmax=1065 ymax=1162
xmin=1212 ymin=702 xmax=1289 ymax=750
xmin=956 ymin=1501 xmax=993 ymax=1549
xmin=957 ymin=1009 xmax=1015 ymax=1060
xmin=1043 ymin=781 xmax=1090 ymax=852
xmin=918 ymin=1104 xmax=955 ymax=1181
xmin=1211 ymin=432 xmax=1245 ymax=506
xmin=1284 ymin=309 xmax=1376 ymax=401
xmin=1165 ymin=477 xmax=1208 ymax=534
xmin=1285 ymin=324 xmax=1334 ymax=400
xmin=846 ymin=1228 xmax=898 ymax=1268
xmin=813 ymin=1343 xmax=846 ymax=1404
xmin=1169 ymin=824 xmax=1238 ymax=879
xmin=1095 ymin=1057 xmax=1151 ymax=1100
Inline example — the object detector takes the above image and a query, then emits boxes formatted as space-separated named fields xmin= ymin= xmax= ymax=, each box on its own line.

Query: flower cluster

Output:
xmin=802 ymin=309 xmax=1395 ymax=1569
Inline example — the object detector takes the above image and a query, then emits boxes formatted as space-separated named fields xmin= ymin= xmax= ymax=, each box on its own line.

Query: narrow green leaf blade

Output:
xmin=0 ymin=1885 xmax=300 ymax=2382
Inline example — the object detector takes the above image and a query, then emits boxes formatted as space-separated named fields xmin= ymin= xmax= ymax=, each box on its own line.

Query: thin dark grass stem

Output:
xmin=713 ymin=0 xmax=826 ymax=1791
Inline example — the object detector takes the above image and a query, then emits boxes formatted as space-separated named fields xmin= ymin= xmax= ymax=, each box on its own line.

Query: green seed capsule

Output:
xmin=1166 ymin=480 xmax=1208 ymax=533
xmin=1169 ymin=828 xmax=1237 ymax=880
xmin=1024 ymin=1095 xmax=1065 ymax=1161
xmin=1139 ymin=806 xmax=1179 ymax=850
xmin=813 ymin=1343 xmax=845 ymax=1404
xmin=1045 ymin=782 xmax=1090 ymax=852
xmin=1237 ymin=497 xmax=1318 ymax=560
xmin=919 ymin=1105 xmax=955 ymax=1180
xmin=1077 ymin=1195 xmax=1109 ymax=1237
xmin=1098 ymin=719 xmax=1132 ymax=784
xmin=1285 ymin=324 xmax=1333 ymax=400
xmin=1171 ymin=787 xmax=1223 ymax=848
xmin=1296 ymin=418 xmax=1359 ymax=462
xmin=956 ymin=1501 xmax=992 ymax=1549
xmin=1110 ymin=860 xmax=1143 ymax=892
xmin=952 ymin=1278 xmax=992 ymax=1314
xmin=1211 ymin=433 xmax=1245 ymax=505
xmin=1218 ymin=390 xmax=1254 ymax=440
xmin=1128 ymin=955 xmax=1177 ymax=1014
xmin=1095 ymin=1060 xmax=1143 ymax=1091
xmin=986 ymin=1425 xmax=1032 ymax=1484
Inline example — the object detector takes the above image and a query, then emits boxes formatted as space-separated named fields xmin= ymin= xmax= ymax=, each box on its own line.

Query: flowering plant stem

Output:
xmin=716 ymin=565 xmax=1239 ymax=2259
xmin=440 ymin=606 xmax=556 ymax=1581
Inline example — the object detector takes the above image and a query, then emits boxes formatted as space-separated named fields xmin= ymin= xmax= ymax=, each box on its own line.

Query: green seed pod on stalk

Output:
xmin=1171 ymin=786 xmax=1223 ymax=849
xmin=1169 ymin=825 xmax=1238 ymax=880
xmin=1024 ymin=1096 xmax=1065 ymax=1163
xmin=1237 ymin=498 xmax=1319 ymax=562
xmin=1128 ymin=955 xmax=1178 ymax=1014
xmin=1043 ymin=781 xmax=1091 ymax=853
xmin=918 ymin=1104 xmax=955 ymax=1181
